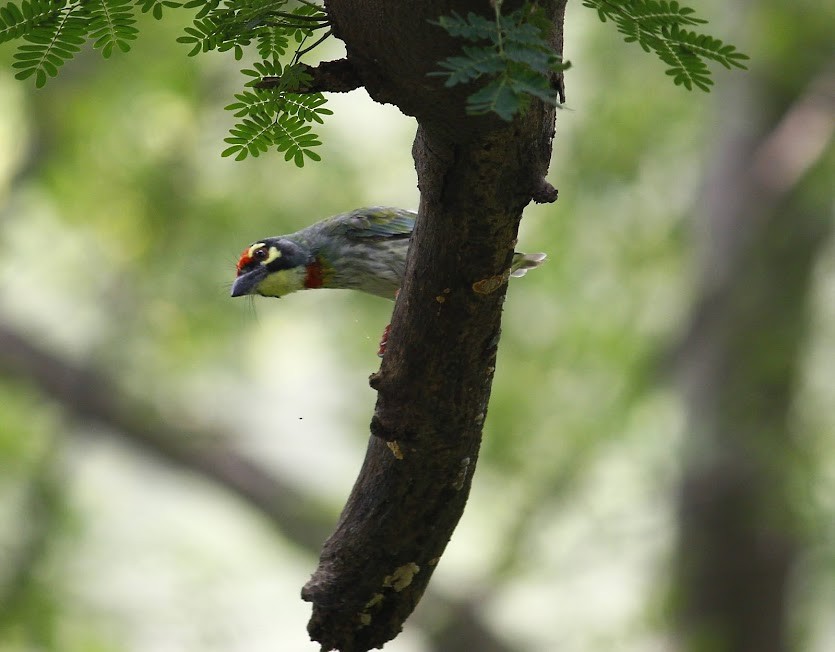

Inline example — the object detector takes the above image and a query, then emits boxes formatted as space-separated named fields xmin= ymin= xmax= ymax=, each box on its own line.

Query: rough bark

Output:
xmin=674 ymin=52 xmax=834 ymax=652
xmin=256 ymin=59 xmax=363 ymax=92
xmin=301 ymin=1 xmax=566 ymax=649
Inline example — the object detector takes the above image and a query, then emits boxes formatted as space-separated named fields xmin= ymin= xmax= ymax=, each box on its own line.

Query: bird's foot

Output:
xmin=377 ymin=324 xmax=391 ymax=358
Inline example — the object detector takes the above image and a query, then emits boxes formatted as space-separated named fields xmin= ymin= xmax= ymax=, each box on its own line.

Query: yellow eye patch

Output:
xmin=246 ymin=243 xmax=282 ymax=265
xmin=263 ymin=246 xmax=281 ymax=264
xmin=247 ymin=242 xmax=265 ymax=258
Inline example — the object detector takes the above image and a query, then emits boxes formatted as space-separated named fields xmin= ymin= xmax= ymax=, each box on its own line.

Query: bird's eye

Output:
xmin=252 ymin=247 xmax=269 ymax=261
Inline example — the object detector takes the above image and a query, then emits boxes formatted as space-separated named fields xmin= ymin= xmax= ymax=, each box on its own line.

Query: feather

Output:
xmin=340 ymin=207 xmax=416 ymax=241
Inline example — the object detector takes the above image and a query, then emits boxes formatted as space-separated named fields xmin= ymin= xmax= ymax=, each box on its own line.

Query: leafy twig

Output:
xmin=432 ymin=1 xmax=567 ymax=121
xmin=582 ymin=0 xmax=749 ymax=91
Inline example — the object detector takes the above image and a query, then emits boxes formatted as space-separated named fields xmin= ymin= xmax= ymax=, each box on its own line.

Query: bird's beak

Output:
xmin=230 ymin=267 xmax=268 ymax=297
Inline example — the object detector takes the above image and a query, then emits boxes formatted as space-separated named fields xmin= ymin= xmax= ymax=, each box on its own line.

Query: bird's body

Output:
xmin=231 ymin=207 xmax=545 ymax=300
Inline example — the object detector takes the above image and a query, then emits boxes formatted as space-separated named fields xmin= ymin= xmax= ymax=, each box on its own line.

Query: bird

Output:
xmin=231 ymin=206 xmax=546 ymax=301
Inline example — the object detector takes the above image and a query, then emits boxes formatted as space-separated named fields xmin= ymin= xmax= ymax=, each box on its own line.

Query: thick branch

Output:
xmin=303 ymin=2 xmax=567 ymax=649
xmin=256 ymin=59 xmax=362 ymax=93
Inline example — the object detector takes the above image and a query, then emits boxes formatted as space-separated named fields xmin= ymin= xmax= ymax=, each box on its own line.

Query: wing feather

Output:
xmin=340 ymin=207 xmax=415 ymax=241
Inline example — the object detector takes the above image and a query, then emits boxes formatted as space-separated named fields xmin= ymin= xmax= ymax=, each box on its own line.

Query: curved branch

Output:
xmin=531 ymin=178 xmax=559 ymax=204
xmin=0 ymin=319 xmax=331 ymax=551
xmin=302 ymin=2 xmax=568 ymax=649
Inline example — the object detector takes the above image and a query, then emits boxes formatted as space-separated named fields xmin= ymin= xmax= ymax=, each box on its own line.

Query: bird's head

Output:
xmin=231 ymin=238 xmax=312 ymax=298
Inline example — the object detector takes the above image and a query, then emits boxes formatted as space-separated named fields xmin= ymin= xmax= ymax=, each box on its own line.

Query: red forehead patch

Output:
xmin=236 ymin=249 xmax=252 ymax=274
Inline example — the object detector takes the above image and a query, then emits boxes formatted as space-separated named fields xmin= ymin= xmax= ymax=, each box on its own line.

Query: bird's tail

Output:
xmin=510 ymin=251 xmax=547 ymax=278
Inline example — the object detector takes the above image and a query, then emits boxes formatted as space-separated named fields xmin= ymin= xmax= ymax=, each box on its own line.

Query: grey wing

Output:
xmin=340 ymin=207 xmax=416 ymax=241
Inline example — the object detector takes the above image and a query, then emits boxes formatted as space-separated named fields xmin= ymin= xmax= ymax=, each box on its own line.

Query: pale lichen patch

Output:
xmin=386 ymin=441 xmax=404 ymax=459
xmin=383 ymin=563 xmax=420 ymax=592
xmin=357 ymin=593 xmax=384 ymax=629
xmin=472 ymin=270 xmax=511 ymax=294
xmin=365 ymin=593 xmax=384 ymax=609
xmin=452 ymin=456 xmax=471 ymax=490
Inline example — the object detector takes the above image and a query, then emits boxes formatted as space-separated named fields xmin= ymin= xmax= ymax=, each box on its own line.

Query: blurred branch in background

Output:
xmin=0 ymin=2 xmax=831 ymax=650
xmin=0 ymin=319 xmax=331 ymax=551
xmin=674 ymin=42 xmax=834 ymax=652
xmin=0 ymin=443 xmax=64 ymax=645
xmin=0 ymin=319 xmax=517 ymax=652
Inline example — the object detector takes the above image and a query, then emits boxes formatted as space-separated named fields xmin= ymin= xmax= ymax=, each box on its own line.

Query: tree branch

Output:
xmin=255 ymin=59 xmax=362 ymax=93
xmin=302 ymin=2 xmax=567 ymax=649
xmin=0 ymin=319 xmax=332 ymax=551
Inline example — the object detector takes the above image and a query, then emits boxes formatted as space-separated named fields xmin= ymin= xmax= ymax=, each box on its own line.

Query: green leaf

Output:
xmin=581 ymin=0 xmax=748 ymax=92
xmin=432 ymin=11 xmax=496 ymax=42
xmin=2 ymin=0 xmax=332 ymax=163
xmin=86 ymin=0 xmax=138 ymax=58
xmin=12 ymin=4 xmax=87 ymax=87
xmin=507 ymin=67 xmax=558 ymax=105
xmin=467 ymin=75 xmax=523 ymax=121
xmin=137 ymin=0 xmax=183 ymax=20
xmin=503 ymin=42 xmax=554 ymax=73
xmin=432 ymin=2 xmax=566 ymax=120
xmin=222 ymin=113 xmax=274 ymax=161
xmin=1 ymin=0 xmax=65 ymax=47
xmin=434 ymin=46 xmax=505 ymax=86
xmin=222 ymin=63 xmax=330 ymax=164
xmin=256 ymin=26 xmax=289 ymax=60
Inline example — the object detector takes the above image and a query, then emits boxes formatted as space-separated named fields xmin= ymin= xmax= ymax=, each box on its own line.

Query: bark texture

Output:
xmin=302 ymin=2 xmax=567 ymax=649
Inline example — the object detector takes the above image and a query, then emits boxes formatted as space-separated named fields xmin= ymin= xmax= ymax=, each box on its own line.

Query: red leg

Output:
xmin=377 ymin=289 xmax=400 ymax=358
xmin=377 ymin=323 xmax=391 ymax=358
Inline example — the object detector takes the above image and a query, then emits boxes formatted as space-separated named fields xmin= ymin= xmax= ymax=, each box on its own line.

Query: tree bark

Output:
xmin=303 ymin=2 xmax=566 ymax=649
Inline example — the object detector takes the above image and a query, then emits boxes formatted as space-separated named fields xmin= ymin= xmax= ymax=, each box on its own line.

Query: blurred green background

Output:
xmin=1 ymin=1 xmax=833 ymax=651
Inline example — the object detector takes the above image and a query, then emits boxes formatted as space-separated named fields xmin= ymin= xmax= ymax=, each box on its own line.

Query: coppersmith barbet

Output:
xmin=231 ymin=206 xmax=545 ymax=301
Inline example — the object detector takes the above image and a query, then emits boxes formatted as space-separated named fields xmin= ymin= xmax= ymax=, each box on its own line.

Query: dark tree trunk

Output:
xmin=301 ymin=1 xmax=567 ymax=649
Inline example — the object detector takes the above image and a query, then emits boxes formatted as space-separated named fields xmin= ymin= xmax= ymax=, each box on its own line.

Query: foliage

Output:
xmin=432 ymin=1 xmax=568 ymax=121
xmin=0 ymin=0 xmax=831 ymax=648
xmin=0 ymin=0 xmax=748 ymax=155
xmin=219 ymin=60 xmax=331 ymax=165
xmin=0 ymin=0 xmax=332 ymax=165
xmin=582 ymin=0 xmax=749 ymax=91
xmin=0 ymin=0 xmax=137 ymax=87
xmin=434 ymin=0 xmax=749 ymax=121
xmin=176 ymin=0 xmax=332 ymax=165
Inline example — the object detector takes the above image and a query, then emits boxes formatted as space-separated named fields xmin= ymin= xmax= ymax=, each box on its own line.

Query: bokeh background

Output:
xmin=1 ymin=1 xmax=833 ymax=651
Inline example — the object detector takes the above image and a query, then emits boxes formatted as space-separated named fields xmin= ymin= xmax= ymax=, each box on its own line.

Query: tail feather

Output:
xmin=510 ymin=251 xmax=547 ymax=278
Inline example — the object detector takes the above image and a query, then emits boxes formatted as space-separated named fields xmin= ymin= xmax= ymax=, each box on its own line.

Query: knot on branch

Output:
xmin=554 ymin=74 xmax=567 ymax=104
xmin=256 ymin=59 xmax=362 ymax=93
xmin=531 ymin=178 xmax=559 ymax=204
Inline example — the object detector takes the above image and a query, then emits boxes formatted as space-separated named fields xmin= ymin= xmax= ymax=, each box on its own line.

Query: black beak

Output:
xmin=230 ymin=267 xmax=267 ymax=297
